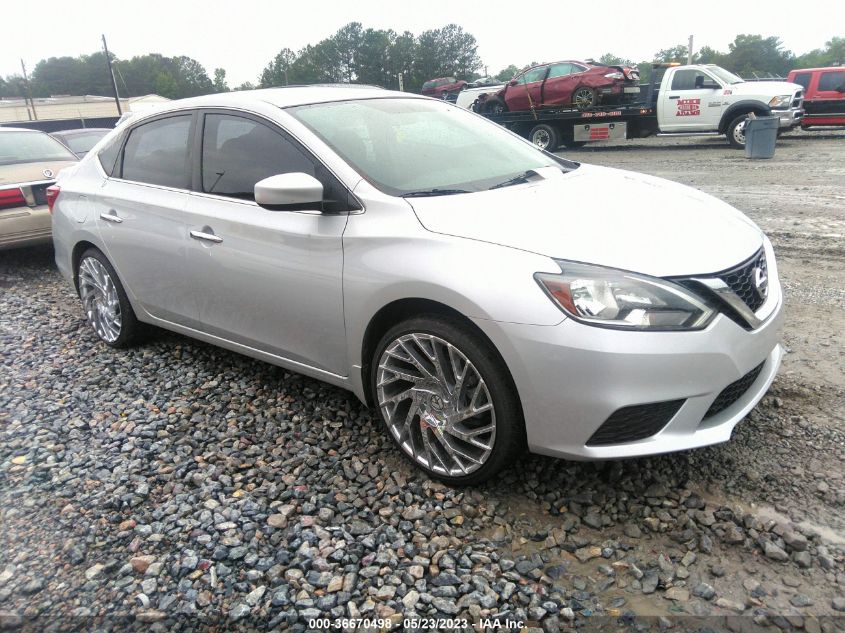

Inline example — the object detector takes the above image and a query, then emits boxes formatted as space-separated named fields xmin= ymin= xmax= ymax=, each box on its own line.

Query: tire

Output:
xmin=528 ymin=124 xmax=560 ymax=151
xmin=726 ymin=113 xmax=751 ymax=149
xmin=440 ymin=90 xmax=449 ymax=100
xmin=572 ymin=86 xmax=596 ymax=110
xmin=76 ymin=247 xmax=141 ymax=348
xmin=483 ymin=97 xmax=508 ymax=115
xmin=371 ymin=315 xmax=525 ymax=485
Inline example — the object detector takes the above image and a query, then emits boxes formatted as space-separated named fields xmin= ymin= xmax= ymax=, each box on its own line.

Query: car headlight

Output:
xmin=768 ymin=95 xmax=791 ymax=109
xmin=535 ymin=261 xmax=715 ymax=331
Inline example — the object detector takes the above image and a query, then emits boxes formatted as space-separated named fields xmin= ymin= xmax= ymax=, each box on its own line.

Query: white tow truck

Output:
xmin=471 ymin=63 xmax=805 ymax=150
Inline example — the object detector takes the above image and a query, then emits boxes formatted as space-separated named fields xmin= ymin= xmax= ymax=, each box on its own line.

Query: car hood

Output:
xmin=732 ymin=80 xmax=802 ymax=96
xmin=406 ymin=164 xmax=764 ymax=277
xmin=0 ymin=160 xmax=78 ymax=186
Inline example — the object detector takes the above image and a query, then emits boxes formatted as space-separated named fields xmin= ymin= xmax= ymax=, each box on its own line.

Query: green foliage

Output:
xmin=213 ymin=68 xmax=228 ymax=93
xmin=720 ymin=34 xmax=794 ymax=76
xmin=795 ymin=37 xmax=845 ymax=68
xmin=494 ymin=65 xmax=520 ymax=81
xmin=258 ymin=22 xmax=481 ymax=93
xmin=597 ymin=53 xmax=633 ymax=66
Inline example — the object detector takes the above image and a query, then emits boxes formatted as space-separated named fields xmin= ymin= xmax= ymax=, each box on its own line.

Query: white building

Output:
xmin=0 ymin=94 xmax=170 ymax=124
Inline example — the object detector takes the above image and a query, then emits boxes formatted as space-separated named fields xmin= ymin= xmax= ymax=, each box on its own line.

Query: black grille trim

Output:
xmin=586 ymin=399 xmax=685 ymax=446
xmin=716 ymin=248 xmax=768 ymax=313
xmin=704 ymin=362 xmax=764 ymax=419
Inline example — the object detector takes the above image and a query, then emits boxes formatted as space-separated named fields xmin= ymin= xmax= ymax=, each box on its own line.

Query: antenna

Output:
xmin=102 ymin=34 xmax=123 ymax=115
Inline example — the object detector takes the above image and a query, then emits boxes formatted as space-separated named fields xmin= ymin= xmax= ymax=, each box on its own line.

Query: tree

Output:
xmin=796 ymin=36 xmax=845 ymax=68
xmin=654 ymin=45 xmax=691 ymax=63
xmin=260 ymin=48 xmax=296 ymax=87
xmin=695 ymin=46 xmax=722 ymax=64
xmin=494 ymin=65 xmax=520 ymax=81
xmin=597 ymin=53 xmax=633 ymax=66
xmin=212 ymin=68 xmax=229 ymax=92
xmin=234 ymin=81 xmax=256 ymax=91
xmin=719 ymin=34 xmax=794 ymax=77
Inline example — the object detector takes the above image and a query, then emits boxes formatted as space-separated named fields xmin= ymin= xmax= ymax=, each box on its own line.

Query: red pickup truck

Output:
xmin=787 ymin=67 xmax=845 ymax=128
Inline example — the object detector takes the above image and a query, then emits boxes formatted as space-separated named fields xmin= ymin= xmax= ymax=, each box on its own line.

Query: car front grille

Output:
xmin=716 ymin=248 xmax=768 ymax=313
xmin=704 ymin=362 xmax=764 ymax=419
xmin=586 ymin=399 xmax=685 ymax=446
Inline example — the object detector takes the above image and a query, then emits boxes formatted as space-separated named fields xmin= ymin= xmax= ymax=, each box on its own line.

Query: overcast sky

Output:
xmin=3 ymin=0 xmax=841 ymax=87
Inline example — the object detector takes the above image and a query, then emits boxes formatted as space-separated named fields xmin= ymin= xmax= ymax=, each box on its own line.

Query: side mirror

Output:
xmin=254 ymin=172 xmax=323 ymax=211
xmin=509 ymin=79 xmax=518 ymax=86
xmin=837 ymin=84 xmax=845 ymax=93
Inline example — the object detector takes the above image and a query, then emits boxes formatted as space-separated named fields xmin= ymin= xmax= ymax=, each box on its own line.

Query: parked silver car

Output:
xmin=51 ymin=87 xmax=783 ymax=484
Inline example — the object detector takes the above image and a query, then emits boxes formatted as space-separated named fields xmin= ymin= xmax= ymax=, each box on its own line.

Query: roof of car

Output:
xmin=155 ymin=85 xmax=424 ymax=112
xmin=0 ymin=127 xmax=43 ymax=133
xmin=788 ymin=67 xmax=845 ymax=73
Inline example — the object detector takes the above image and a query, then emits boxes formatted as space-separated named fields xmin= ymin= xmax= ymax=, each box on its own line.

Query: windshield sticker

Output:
xmin=676 ymin=98 xmax=701 ymax=116
xmin=723 ymin=89 xmax=733 ymax=95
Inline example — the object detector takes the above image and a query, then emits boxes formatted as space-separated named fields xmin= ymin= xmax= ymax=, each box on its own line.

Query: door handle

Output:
xmin=190 ymin=230 xmax=223 ymax=244
xmin=668 ymin=95 xmax=680 ymax=99
xmin=100 ymin=211 xmax=123 ymax=223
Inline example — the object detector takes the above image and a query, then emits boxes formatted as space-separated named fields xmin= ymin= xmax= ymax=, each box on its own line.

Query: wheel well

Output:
xmin=360 ymin=298 xmax=521 ymax=414
xmin=719 ymin=105 xmax=769 ymax=133
xmin=70 ymin=240 xmax=98 ymax=291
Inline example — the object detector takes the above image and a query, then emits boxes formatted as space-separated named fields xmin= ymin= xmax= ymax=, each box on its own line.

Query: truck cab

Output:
xmin=788 ymin=67 xmax=845 ymax=128
xmin=656 ymin=64 xmax=805 ymax=147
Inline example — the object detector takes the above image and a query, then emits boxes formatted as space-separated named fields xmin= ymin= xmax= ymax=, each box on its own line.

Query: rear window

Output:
xmin=819 ymin=71 xmax=845 ymax=92
xmin=0 ymin=131 xmax=77 ymax=166
xmin=58 ymin=131 xmax=108 ymax=155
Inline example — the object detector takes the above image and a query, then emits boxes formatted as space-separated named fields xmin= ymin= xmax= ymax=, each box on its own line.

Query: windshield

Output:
xmin=708 ymin=66 xmax=744 ymax=85
xmin=0 ymin=131 xmax=77 ymax=166
xmin=57 ymin=131 xmax=108 ymax=155
xmin=288 ymin=98 xmax=574 ymax=196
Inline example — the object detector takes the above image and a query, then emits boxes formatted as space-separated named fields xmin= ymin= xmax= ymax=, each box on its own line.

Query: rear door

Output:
xmin=658 ymin=68 xmax=725 ymax=131
xmin=504 ymin=66 xmax=548 ymax=111
xmin=183 ymin=111 xmax=349 ymax=374
xmin=95 ymin=113 xmax=198 ymax=325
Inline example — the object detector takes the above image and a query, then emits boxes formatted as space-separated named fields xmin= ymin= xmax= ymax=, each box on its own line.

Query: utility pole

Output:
xmin=102 ymin=34 xmax=123 ymax=115
xmin=398 ymin=73 xmax=404 ymax=92
xmin=688 ymin=35 xmax=694 ymax=65
xmin=20 ymin=59 xmax=37 ymax=121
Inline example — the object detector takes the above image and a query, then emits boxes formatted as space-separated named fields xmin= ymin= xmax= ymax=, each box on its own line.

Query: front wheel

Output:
xmin=76 ymin=247 xmax=141 ymax=347
xmin=371 ymin=316 xmax=525 ymax=485
xmin=727 ymin=114 xmax=750 ymax=149
xmin=483 ymin=97 xmax=508 ymax=115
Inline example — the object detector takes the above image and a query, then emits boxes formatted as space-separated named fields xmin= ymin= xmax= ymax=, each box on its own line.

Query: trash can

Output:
xmin=745 ymin=116 xmax=779 ymax=159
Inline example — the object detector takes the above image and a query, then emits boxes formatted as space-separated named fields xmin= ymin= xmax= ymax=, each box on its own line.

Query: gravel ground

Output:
xmin=1 ymin=130 xmax=844 ymax=632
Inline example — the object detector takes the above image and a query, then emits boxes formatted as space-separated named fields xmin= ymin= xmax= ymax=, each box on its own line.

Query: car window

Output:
xmin=201 ymin=113 xmax=316 ymax=200
xmin=97 ymin=132 xmax=124 ymax=176
xmin=548 ymin=63 xmax=575 ymax=79
xmin=791 ymin=73 xmax=811 ymax=90
xmin=671 ymin=70 xmax=712 ymax=91
xmin=121 ymin=115 xmax=192 ymax=188
xmin=520 ymin=67 xmax=548 ymax=83
xmin=59 ymin=131 xmax=108 ymax=155
xmin=819 ymin=71 xmax=845 ymax=92
xmin=571 ymin=63 xmax=588 ymax=73
xmin=0 ymin=131 xmax=76 ymax=166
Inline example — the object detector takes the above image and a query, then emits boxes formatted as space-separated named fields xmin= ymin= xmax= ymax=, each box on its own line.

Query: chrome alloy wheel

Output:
xmin=78 ymin=257 xmax=122 ymax=343
xmin=733 ymin=119 xmax=748 ymax=146
xmin=376 ymin=333 xmax=496 ymax=476
xmin=532 ymin=128 xmax=551 ymax=150
xmin=573 ymin=87 xmax=595 ymax=109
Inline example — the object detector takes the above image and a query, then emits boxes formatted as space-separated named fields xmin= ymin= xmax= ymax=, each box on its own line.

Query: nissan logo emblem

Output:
xmin=43 ymin=169 xmax=54 ymax=178
xmin=753 ymin=266 xmax=768 ymax=299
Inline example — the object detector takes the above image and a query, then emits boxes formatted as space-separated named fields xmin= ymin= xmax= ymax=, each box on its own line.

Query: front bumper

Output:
xmin=770 ymin=106 xmax=804 ymax=129
xmin=475 ymin=256 xmax=784 ymax=461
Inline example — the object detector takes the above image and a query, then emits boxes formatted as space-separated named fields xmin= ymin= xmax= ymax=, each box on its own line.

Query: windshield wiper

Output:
xmin=401 ymin=188 xmax=471 ymax=198
xmin=488 ymin=169 xmax=538 ymax=191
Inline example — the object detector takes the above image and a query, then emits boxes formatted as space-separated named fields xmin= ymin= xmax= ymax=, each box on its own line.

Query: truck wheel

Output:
xmin=483 ymin=97 xmax=508 ymax=115
xmin=572 ymin=87 xmax=596 ymax=110
xmin=726 ymin=114 xmax=750 ymax=149
xmin=528 ymin=124 xmax=560 ymax=151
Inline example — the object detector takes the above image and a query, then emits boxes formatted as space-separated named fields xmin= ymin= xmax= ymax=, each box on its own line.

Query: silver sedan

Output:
xmin=51 ymin=87 xmax=783 ymax=484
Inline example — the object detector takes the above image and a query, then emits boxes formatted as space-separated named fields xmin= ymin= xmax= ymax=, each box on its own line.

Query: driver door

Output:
xmin=183 ymin=111 xmax=350 ymax=375
xmin=504 ymin=66 xmax=548 ymax=111
xmin=660 ymin=69 xmax=725 ymax=131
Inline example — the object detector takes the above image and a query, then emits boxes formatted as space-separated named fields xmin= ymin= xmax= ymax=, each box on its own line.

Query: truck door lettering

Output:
xmin=676 ymin=98 xmax=701 ymax=116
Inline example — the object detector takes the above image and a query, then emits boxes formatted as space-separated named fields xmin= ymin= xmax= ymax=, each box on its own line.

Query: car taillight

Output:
xmin=46 ymin=185 xmax=60 ymax=214
xmin=0 ymin=188 xmax=27 ymax=210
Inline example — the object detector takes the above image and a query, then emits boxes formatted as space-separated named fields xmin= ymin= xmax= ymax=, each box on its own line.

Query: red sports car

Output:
xmin=481 ymin=60 xmax=640 ymax=113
